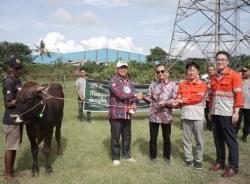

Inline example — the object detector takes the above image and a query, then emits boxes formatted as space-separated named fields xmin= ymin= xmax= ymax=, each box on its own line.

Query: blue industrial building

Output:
xmin=33 ymin=48 xmax=147 ymax=64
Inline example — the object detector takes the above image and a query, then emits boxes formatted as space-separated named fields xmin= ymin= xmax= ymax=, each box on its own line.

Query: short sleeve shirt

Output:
xmin=2 ymin=76 xmax=22 ymax=125
xmin=75 ymin=77 xmax=86 ymax=98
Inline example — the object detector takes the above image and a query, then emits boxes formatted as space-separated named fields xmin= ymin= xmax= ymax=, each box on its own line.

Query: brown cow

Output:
xmin=13 ymin=82 xmax=64 ymax=176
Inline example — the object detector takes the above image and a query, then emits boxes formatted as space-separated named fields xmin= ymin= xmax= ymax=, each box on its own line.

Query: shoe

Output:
xmin=209 ymin=163 xmax=225 ymax=171
xmin=242 ymin=135 xmax=247 ymax=143
xmin=112 ymin=160 xmax=121 ymax=166
xmin=164 ymin=159 xmax=171 ymax=166
xmin=221 ymin=168 xmax=237 ymax=177
xmin=185 ymin=160 xmax=192 ymax=167
xmin=150 ymin=158 xmax=157 ymax=165
xmin=193 ymin=161 xmax=202 ymax=170
xmin=126 ymin=158 xmax=137 ymax=163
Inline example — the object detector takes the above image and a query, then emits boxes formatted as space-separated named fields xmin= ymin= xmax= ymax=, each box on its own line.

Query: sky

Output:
xmin=0 ymin=0 xmax=249 ymax=57
xmin=0 ymin=0 xmax=177 ymax=54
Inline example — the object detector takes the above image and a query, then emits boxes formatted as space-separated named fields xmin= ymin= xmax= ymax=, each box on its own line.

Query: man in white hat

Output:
xmin=108 ymin=61 xmax=142 ymax=166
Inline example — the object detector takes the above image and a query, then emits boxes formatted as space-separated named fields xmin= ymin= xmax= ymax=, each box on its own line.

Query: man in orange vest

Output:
xmin=208 ymin=51 xmax=243 ymax=177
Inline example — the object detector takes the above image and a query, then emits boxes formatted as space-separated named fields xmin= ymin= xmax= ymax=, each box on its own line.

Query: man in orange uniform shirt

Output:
xmin=176 ymin=61 xmax=207 ymax=169
xmin=208 ymin=51 xmax=243 ymax=177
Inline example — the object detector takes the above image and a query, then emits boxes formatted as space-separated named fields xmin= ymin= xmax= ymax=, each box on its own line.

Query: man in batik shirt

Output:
xmin=142 ymin=64 xmax=178 ymax=165
xmin=109 ymin=61 xmax=142 ymax=166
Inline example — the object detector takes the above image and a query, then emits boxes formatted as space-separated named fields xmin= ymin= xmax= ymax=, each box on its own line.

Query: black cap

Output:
xmin=8 ymin=57 xmax=22 ymax=69
xmin=245 ymin=64 xmax=250 ymax=70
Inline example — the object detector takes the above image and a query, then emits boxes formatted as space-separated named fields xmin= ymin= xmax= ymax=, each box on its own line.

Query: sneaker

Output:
xmin=126 ymin=158 xmax=137 ymax=163
xmin=150 ymin=158 xmax=157 ymax=165
xmin=164 ymin=159 xmax=171 ymax=166
xmin=112 ymin=160 xmax=121 ymax=166
xmin=185 ymin=160 xmax=192 ymax=167
xmin=194 ymin=161 xmax=202 ymax=170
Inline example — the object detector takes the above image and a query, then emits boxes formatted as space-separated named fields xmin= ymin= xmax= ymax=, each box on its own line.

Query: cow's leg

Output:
xmin=26 ymin=126 xmax=39 ymax=176
xmin=43 ymin=128 xmax=53 ymax=175
xmin=55 ymin=125 xmax=63 ymax=157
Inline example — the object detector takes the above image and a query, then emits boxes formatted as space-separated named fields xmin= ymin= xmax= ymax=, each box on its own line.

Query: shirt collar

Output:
xmin=186 ymin=77 xmax=200 ymax=85
xmin=115 ymin=74 xmax=128 ymax=82
xmin=217 ymin=67 xmax=230 ymax=76
xmin=157 ymin=79 xmax=169 ymax=84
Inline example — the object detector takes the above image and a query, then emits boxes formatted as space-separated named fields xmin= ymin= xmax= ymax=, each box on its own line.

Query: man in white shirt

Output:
xmin=75 ymin=68 xmax=91 ymax=122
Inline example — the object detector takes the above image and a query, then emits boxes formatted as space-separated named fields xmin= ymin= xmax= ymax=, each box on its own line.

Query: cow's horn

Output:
xmin=37 ymin=86 xmax=48 ymax=94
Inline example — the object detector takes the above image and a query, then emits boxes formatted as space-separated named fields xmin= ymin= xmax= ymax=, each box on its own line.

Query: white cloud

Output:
xmin=38 ymin=32 xmax=143 ymax=53
xmin=52 ymin=8 xmax=101 ymax=26
xmin=81 ymin=36 xmax=143 ymax=53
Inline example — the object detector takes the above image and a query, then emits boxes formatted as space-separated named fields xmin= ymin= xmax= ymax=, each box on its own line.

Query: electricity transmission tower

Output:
xmin=168 ymin=0 xmax=250 ymax=68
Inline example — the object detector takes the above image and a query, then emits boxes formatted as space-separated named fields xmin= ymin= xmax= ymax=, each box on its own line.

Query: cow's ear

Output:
xmin=37 ymin=86 xmax=48 ymax=94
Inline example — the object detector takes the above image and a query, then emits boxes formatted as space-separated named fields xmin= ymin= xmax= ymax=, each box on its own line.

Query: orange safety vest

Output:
xmin=209 ymin=67 xmax=243 ymax=116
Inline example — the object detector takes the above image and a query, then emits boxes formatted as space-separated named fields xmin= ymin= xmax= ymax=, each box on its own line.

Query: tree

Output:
xmin=0 ymin=41 xmax=32 ymax=70
xmin=34 ymin=40 xmax=51 ymax=63
xmin=146 ymin=46 xmax=168 ymax=63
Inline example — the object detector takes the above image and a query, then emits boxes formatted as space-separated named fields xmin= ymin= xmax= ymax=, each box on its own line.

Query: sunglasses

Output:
xmin=118 ymin=66 xmax=128 ymax=69
xmin=156 ymin=70 xmax=165 ymax=74
xmin=242 ymin=70 xmax=248 ymax=72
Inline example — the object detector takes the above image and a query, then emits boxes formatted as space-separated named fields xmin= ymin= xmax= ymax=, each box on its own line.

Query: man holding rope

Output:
xmin=109 ymin=60 xmax=142 ymax=166
xmin=2 ymin=56 xmax=23 ymax=180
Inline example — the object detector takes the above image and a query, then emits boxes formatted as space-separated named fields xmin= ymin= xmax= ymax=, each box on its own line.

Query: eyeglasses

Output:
xmin=216 ymin=58 xmax=228 ymax=62
xmin=156 ymin=70 xmax=165 ymax=74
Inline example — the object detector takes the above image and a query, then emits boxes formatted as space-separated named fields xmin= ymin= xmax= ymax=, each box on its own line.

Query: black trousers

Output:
xmin=212 ymin=115 xmax=239 ymax=172
xmin=205 ymin=101 xmax=213 ymax=130
xmin=235 ymin=109 xmax=250 ymax=136
xmin=149 ymin=122 xmax=171 ymax=160
xmin=110 ymin=119 xmax=131 ymax=160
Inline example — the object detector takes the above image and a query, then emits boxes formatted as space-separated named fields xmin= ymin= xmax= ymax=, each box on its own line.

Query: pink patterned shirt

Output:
xmin=145 ymin=80 xmax=178 ymax=124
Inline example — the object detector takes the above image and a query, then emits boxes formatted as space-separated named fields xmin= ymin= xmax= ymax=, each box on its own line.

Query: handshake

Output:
xmin=157 ymin=98 xmax=188 ymax=108
xmin=134 ymin=92 xmax=144 ymax=100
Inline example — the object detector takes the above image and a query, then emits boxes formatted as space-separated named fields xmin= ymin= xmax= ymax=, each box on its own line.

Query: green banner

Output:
xmin=84 ymin=79 xmax=150 ymax=112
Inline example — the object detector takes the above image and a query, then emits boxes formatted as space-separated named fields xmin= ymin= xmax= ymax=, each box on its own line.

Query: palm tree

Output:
xmin=34 ymin=40 xmax=51 ymax=63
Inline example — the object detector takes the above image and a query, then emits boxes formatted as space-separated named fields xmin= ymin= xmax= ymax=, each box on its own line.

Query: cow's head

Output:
xmin=11 ymin=82 xmax=49 ymax=124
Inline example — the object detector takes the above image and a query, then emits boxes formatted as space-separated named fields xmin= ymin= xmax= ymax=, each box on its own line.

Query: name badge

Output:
xmin=123 ymin=85 xmax=131 ymax=93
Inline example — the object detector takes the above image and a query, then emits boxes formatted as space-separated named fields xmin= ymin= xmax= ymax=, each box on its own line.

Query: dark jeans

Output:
xmin=235 ymin=109 xmax=250 ymax=136
xmin=78 ymin=97 xmax=91 ymax=121
xmin=205 ymin=101 xmax=213 ymax=130
xmin=212 ymin=115 xmax=239 ymax=172
xmin=109 ymin=119 xmax=131 ymax=160
xmin=149 ymin=122 xmax=171 ymax=160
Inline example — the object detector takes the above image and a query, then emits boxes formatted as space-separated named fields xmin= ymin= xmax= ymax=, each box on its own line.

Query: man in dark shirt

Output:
xmin=2 ymin=57 xmax=22 ymax=180
xmin=109 ymin=61 xmax=142 ymax=166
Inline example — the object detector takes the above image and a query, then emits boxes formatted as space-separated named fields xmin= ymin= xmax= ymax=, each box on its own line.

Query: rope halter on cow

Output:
xmin=10 ymin=99 xmax=46 ymax=124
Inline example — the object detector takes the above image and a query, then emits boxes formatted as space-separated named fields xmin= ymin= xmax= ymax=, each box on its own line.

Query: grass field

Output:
xmin=0 ymin=80 xmax=249 ymax=184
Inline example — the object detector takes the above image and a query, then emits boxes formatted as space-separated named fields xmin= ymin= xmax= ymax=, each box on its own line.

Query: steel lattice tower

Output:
xmin=168 ymin=0 xmax=250 ymax=68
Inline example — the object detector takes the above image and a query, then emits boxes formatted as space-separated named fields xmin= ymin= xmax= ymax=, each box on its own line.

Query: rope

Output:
xmin=16 ymin=95 xmax=152 ymax=117
xmin=46 ymin=95 xmax=150 ymax=108
xmin=19 ymin=100 xmax=44 ymax=116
